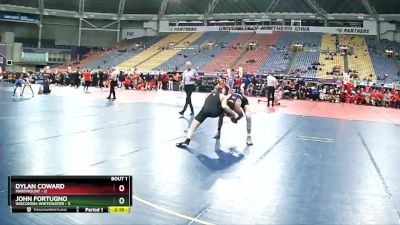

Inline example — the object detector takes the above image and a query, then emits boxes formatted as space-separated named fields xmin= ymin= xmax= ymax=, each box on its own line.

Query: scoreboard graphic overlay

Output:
xmin=8 ymin=176 xmax=132 ymax=213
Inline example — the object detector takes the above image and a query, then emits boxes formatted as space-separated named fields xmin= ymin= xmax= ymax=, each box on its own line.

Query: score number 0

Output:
xmin=118 ymin=185 xmax=125 ymax=205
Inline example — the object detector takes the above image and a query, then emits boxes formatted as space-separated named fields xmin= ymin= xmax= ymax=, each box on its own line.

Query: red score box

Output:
xmin=10 ymin=176 xmax=131 ymax=195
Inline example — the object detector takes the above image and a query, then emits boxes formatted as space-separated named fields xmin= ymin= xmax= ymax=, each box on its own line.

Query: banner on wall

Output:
xmin=121 ymin=29 xmax=146 ymax=40
xmin=0 ymin=12 xmax=39 ymax=23
xmin=160 ymin=25 xmax=377 ymax=35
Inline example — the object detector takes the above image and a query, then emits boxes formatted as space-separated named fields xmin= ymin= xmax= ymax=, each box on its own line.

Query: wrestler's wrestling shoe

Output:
xmin=246 ymin=136 xmax=253 ymax=145
xmin=213 ymin=132 xmax=221 ymax=139
xmin=176 ymin=139 xmax=190 ymax=147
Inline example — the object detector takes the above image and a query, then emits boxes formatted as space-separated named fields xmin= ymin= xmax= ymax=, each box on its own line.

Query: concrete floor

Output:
xmin=0 ymin=84 xmax=400 ymax=225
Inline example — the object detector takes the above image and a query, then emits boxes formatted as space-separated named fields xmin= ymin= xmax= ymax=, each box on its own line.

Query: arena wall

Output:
xmin=0 ymin=17 xmax=155 ymax=48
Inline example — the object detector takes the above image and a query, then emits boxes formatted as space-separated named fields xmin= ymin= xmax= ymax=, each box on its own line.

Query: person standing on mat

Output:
xmin=83 ymin=70 xmax=91 ymax=93
xmin=74 ymin=70 xmax=81 ymax=88
xmin=214 ymin=92 xmax=253 ymax=145
xmin=21 ymin=73 xmax=34 ymax=97
xmin=176 ymin=89 xmax=238 ymax=148
xmin=12 ymin=74 xmax=25 ymax=99
xmin=266 ymin=74 xmax=277 ymax=107
xmin=107 ymin=68 xmax=118 ymax=100
xmin=179 ymin=61 xmax=199 ymax=116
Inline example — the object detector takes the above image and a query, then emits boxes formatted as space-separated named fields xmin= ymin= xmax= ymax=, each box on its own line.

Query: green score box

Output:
xmin=10 ymin=194 xmax=130 ymax=207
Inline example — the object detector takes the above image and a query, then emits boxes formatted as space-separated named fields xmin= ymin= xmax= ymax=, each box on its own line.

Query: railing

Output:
xmin=22 ymin=52 xmax=70 ymax=63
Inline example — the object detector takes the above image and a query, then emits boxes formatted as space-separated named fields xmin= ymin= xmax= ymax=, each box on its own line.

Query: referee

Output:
xmin=179 ymin=61 xmax=199 ymax=116
xmin=266 ymin=74 xmax=277 ymax=107
xmin=107 ymin=68 xmax=118 ymax=100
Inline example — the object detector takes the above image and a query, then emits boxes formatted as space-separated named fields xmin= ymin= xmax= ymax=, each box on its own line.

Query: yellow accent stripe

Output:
xmin=132 ymin=195 xmax=215 ymax=225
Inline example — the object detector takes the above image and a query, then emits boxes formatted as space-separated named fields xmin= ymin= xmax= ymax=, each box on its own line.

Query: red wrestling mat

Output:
xmin=50 ymin=86 xmax=400 ymax=125
xmin=266 ymin=99 xmax=400 ymax=124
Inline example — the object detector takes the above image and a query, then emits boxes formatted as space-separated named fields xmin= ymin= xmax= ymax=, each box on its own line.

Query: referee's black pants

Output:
xmin=181 ymin=84 xmax=195 ymax=113
xmin=108 ymin=81 xmax=117 ymax=99
xmin=267 ymin=86 xmax=275 ymax=106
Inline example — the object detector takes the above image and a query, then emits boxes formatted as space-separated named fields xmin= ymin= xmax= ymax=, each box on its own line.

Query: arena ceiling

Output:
xmin=0 ymin=0 xmax=399 ymax=15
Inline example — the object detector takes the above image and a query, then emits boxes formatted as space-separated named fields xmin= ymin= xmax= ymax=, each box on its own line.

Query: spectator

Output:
xmin=83 ymin=70 xmax=91 ymax=93
xmin=123 ymin=76 xmax=133 ymax=90
xmin=266 ymin=74 xmax=277 ymax=107
xmin=162 ymin=73 xmax=169 ymax=90
xmin=157 ymin=73 xmax=163 ymax=90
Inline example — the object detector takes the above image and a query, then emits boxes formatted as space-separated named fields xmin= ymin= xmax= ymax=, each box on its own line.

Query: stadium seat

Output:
xmin=202 ymin=33 xmax=254 ymax=73
xmin=341 ymin=35 xmax=376 ymax=80
xmin=233 ymin=33 xmax=280 ymax=73
xmin=156 ymin=32 xmax=229 ymax=71
xmin=118 ymin=33 xmax=192 ymax=71
xmin=137 ymin=33 xmax=204 ymax=71
xmin=366 ymin=38 xmax=399 ymax=83
xmin=84 ymin=36 xmax=163 ymax=70
xmin=317 ymin=34 xmax=345 ymax=79
xmin=290 ymin=51 xmax=320 ymax=78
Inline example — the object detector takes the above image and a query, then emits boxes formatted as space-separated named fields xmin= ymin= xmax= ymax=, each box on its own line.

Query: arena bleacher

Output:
xmin=202 ymin=33 xmax=254 ymax=73
xmin=234 ymin=33 xmax=280 ymax=73
xmin=156 ymin=32 xmax=227 ymax=71
xmin=5 ymin=28 xmax=400 ymax=82
xmin=289 ymin=51 xmax=320 ymax=78
xmin=75 ymin=29 xmax=398 ymax=83
xmin=85 ymin=36 xmax=163 ymax=70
